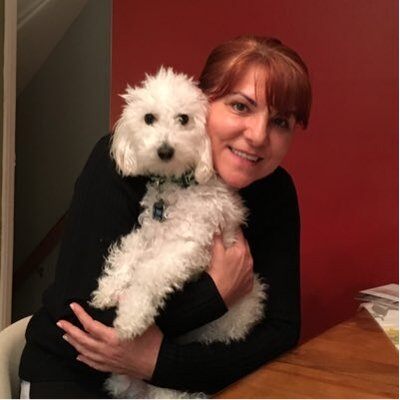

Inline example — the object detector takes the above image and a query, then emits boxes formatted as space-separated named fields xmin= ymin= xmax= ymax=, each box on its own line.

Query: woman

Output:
xmin=19 ymin=35 xmax=311 ymax=398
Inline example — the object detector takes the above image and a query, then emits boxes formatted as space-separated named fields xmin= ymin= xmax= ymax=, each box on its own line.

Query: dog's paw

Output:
xmin=90 ymin=289 xmax=117 ymax=309
xmin=114 ymin=314 xmax=147 ymax=340
xmin=115 ymin=324 xmax=138 ymax=340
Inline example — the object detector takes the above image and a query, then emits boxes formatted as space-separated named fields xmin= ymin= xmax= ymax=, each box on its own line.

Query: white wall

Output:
xmin=13 ymin=0 xmax=111 ymax=320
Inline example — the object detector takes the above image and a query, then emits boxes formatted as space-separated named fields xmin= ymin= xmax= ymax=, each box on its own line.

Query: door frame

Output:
xmin=0 ymin=0 xmax=16 ymax=330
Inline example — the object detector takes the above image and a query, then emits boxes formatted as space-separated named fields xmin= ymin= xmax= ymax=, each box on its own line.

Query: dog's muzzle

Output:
xmin=157 ymin=143 xmax=174 ymax=161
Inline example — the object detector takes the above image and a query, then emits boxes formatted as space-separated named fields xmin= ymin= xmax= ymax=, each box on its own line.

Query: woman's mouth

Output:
xmin=228 ymin=146 xmax=262 ymax=163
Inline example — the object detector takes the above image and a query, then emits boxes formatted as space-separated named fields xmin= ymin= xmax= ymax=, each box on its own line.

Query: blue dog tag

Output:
xmin=153 ymin=199 xmax=165 ymax=221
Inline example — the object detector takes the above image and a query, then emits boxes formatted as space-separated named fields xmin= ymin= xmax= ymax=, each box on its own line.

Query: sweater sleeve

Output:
xmin=42 ymin=134 xmax=148 ymax=327
xmin=149 ymin=167 xmax=301 ymax=394
xmin=22 ymin=134 xmax=237 ymax=383
xmin=42 ymin=134 xmax=227 ymax=335
xmin=156 ymin=273 xmax=228 ymax=336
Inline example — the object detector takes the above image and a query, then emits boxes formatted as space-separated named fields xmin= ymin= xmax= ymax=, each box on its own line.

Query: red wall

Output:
xmin=111 ymin=0 xmax=398 ymax=340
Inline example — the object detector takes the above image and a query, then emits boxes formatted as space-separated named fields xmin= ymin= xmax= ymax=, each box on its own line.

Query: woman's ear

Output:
xmin=194 ymin=135 xmax=214 ymax=184
xmin=110 ymin=117 xmax=138 ymax=177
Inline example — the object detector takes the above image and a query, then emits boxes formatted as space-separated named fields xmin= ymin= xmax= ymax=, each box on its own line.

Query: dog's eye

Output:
xmin=178 ymin=114 xmax=189 ymax=126
xmin=144 ymin=113 xmax=156 ymax=125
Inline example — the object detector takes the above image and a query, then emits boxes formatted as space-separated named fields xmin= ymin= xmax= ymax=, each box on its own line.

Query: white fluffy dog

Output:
xmin=90 ymin=67 xmax=267 ymax=398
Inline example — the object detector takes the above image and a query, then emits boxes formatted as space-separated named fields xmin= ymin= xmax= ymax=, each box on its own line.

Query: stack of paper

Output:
xmin=355 ymin=283 xmax=399 ymax=349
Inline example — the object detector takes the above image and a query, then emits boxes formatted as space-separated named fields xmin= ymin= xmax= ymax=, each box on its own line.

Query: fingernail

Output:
xmin=70 ymin=303 xmax=76 ymax=310
xmin=56 ymin=321 xmax=63 ymax=329
xmin=76 ymin=356 xmax=82 ymax=362
xmin=62 ymin=334 xmax=68 ymax=342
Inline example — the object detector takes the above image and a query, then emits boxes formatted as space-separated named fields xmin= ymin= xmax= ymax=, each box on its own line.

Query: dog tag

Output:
xmin=153 ymin=199 xmax=166 ymax=221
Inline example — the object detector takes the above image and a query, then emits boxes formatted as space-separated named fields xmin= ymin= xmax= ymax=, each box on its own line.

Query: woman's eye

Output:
xmin=177 ymin=114 xmax=189 ymax=125
xmin=271 ymin=117 xmax=290 ymax=131
xmin=144 ymin=113 xmax=156 ymax=125
xmin=231 ymin=102 xmax=249 ymax=113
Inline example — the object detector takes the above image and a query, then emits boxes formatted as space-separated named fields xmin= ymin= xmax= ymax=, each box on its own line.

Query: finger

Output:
xmin=249 ymin=256 xmax=254 ymax=270
xmin=69 ymin=303 xmax=96 ymax=332
xmin=238 ymin=231 xmax=253 ymax=266
xmin=57 ymin=318 xmax=89 ymax=338
xmin=57 ymin=319 xmax=100 ymax=352
xmin=243 ymin=239 xmax=253 ymax=269
xmin=230 ymin=230 xmax=247 ymax=259
xmin=63 ymin=334 xmax=105 ymax=364
xmin=235 ymin=228 xmax=245 ymax=242
xmin=76 ymin=355 xmax=111 ymax=373
xmin=242 ymin=235 xmax=250 ymax=254
xmin=243 ymin=233 xmax=250 ymax=250
xmin=212 ymin=233 xmax=225 ymax=251
xmin=233 ymin=230 xmax=247 ymax=252
xmin=70 ymin=303 xmax=114 ymax=340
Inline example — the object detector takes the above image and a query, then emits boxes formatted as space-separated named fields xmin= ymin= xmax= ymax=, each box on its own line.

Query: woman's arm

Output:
xmin=58 ymin=167 xmax=300 ymax=394
xmin=150 ymin=167 xmax=301 ymax=394
xmin=56 ymin=227 xmax=257 ymax=382
xmin=57 ymin=303 xmax=163 ymax=380
xmin=45 ymin=134 xmax=242 ymax=338
xmin=156 ymin=231 xmax=254 ymax=336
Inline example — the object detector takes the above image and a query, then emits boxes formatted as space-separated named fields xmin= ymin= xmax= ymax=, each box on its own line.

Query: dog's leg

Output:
xmin=105 ymin=374 xmax=149 ymax=398
xmin=178 ymin=275 xmax=267 ymax=345
xmin=147 ymin=384 xmax=207 ymax=399
xmin=90 ymin=231 xmax=146 ymax=309
xmin=113 ymin=241 xmax=210 ymax=339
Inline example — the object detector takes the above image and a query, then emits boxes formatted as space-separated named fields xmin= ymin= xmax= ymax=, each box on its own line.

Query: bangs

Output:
xmin=264 ymin=55 xmax=312 ymax=128
xmin=200 ymin=39 xmax=312 ymax=128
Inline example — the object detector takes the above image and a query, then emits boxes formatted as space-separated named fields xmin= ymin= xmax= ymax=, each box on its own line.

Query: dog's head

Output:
xmin=111 ymin=67 xmax=213 ymax=184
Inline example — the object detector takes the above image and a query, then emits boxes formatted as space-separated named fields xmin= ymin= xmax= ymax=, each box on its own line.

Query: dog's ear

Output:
xmin=195 ymin=135 xmax=214 ymax=184
xmin=110 ymin=118 xmax=138 ymax=176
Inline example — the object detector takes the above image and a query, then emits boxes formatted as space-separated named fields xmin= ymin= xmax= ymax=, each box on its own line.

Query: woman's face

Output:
xmin=207 ymin=65 xmax=296 ymax=189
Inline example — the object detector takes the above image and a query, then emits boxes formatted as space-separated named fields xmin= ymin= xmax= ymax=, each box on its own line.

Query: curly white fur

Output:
xmin=91 ymin=67 xmax=267 ymax=398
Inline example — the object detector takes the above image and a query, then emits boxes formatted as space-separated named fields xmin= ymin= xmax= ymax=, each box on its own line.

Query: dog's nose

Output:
xmin=157 ymin=143 xmax=174 ymax=161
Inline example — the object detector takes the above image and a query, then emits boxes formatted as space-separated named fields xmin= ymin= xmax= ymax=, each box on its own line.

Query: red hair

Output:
xmin=199 ymin=36 xmax=312 ymax=128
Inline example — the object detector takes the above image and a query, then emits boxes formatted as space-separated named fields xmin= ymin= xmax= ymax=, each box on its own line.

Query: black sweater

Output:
xmin=19 ymin=134 xmax=301 ymax=395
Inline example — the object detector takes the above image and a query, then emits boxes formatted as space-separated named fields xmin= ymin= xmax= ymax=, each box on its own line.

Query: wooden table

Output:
xmin=216 ymin=309 xmax=398 ymax=398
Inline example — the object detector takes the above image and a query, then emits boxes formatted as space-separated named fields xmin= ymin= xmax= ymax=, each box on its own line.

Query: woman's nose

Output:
xmin=244 ymin=113 xmax=269 ymax=147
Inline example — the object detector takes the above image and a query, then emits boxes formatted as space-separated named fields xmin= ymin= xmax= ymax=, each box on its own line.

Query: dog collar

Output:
xmin=149 ymin=170 xmax=197 ymax=222
xmin=152 ymin=199 xmax=166 ymax=222
xmin=148 ymin=170 xmax=197 ymax=189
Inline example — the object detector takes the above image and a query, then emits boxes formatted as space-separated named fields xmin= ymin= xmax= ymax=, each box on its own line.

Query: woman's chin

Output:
xmin=218 ymin=171 xmax=254 ymax=189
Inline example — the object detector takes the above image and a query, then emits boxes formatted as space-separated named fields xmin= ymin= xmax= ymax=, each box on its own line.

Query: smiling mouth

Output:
xmin=228 ymin=146 xmax=262 ymax=163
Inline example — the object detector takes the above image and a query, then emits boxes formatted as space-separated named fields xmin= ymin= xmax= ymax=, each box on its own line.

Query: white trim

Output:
xmin=17 ymin=0 xmax=88 ymax=94
xmin=18 ymin=0 xmax=52 ymax=29
xmin=0 ymin=0 xmax=17 ymax=330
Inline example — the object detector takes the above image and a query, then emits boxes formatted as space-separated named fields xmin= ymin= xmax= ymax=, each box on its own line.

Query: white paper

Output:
xmin=359 ymin=283 xmax=399 ymax=302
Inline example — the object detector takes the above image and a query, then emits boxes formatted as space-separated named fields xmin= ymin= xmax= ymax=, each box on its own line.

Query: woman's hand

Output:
xmin=57 ymin=303 xmax=163 ymax=380
xmin=207 ymin=229 xmax=254 ymax=308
